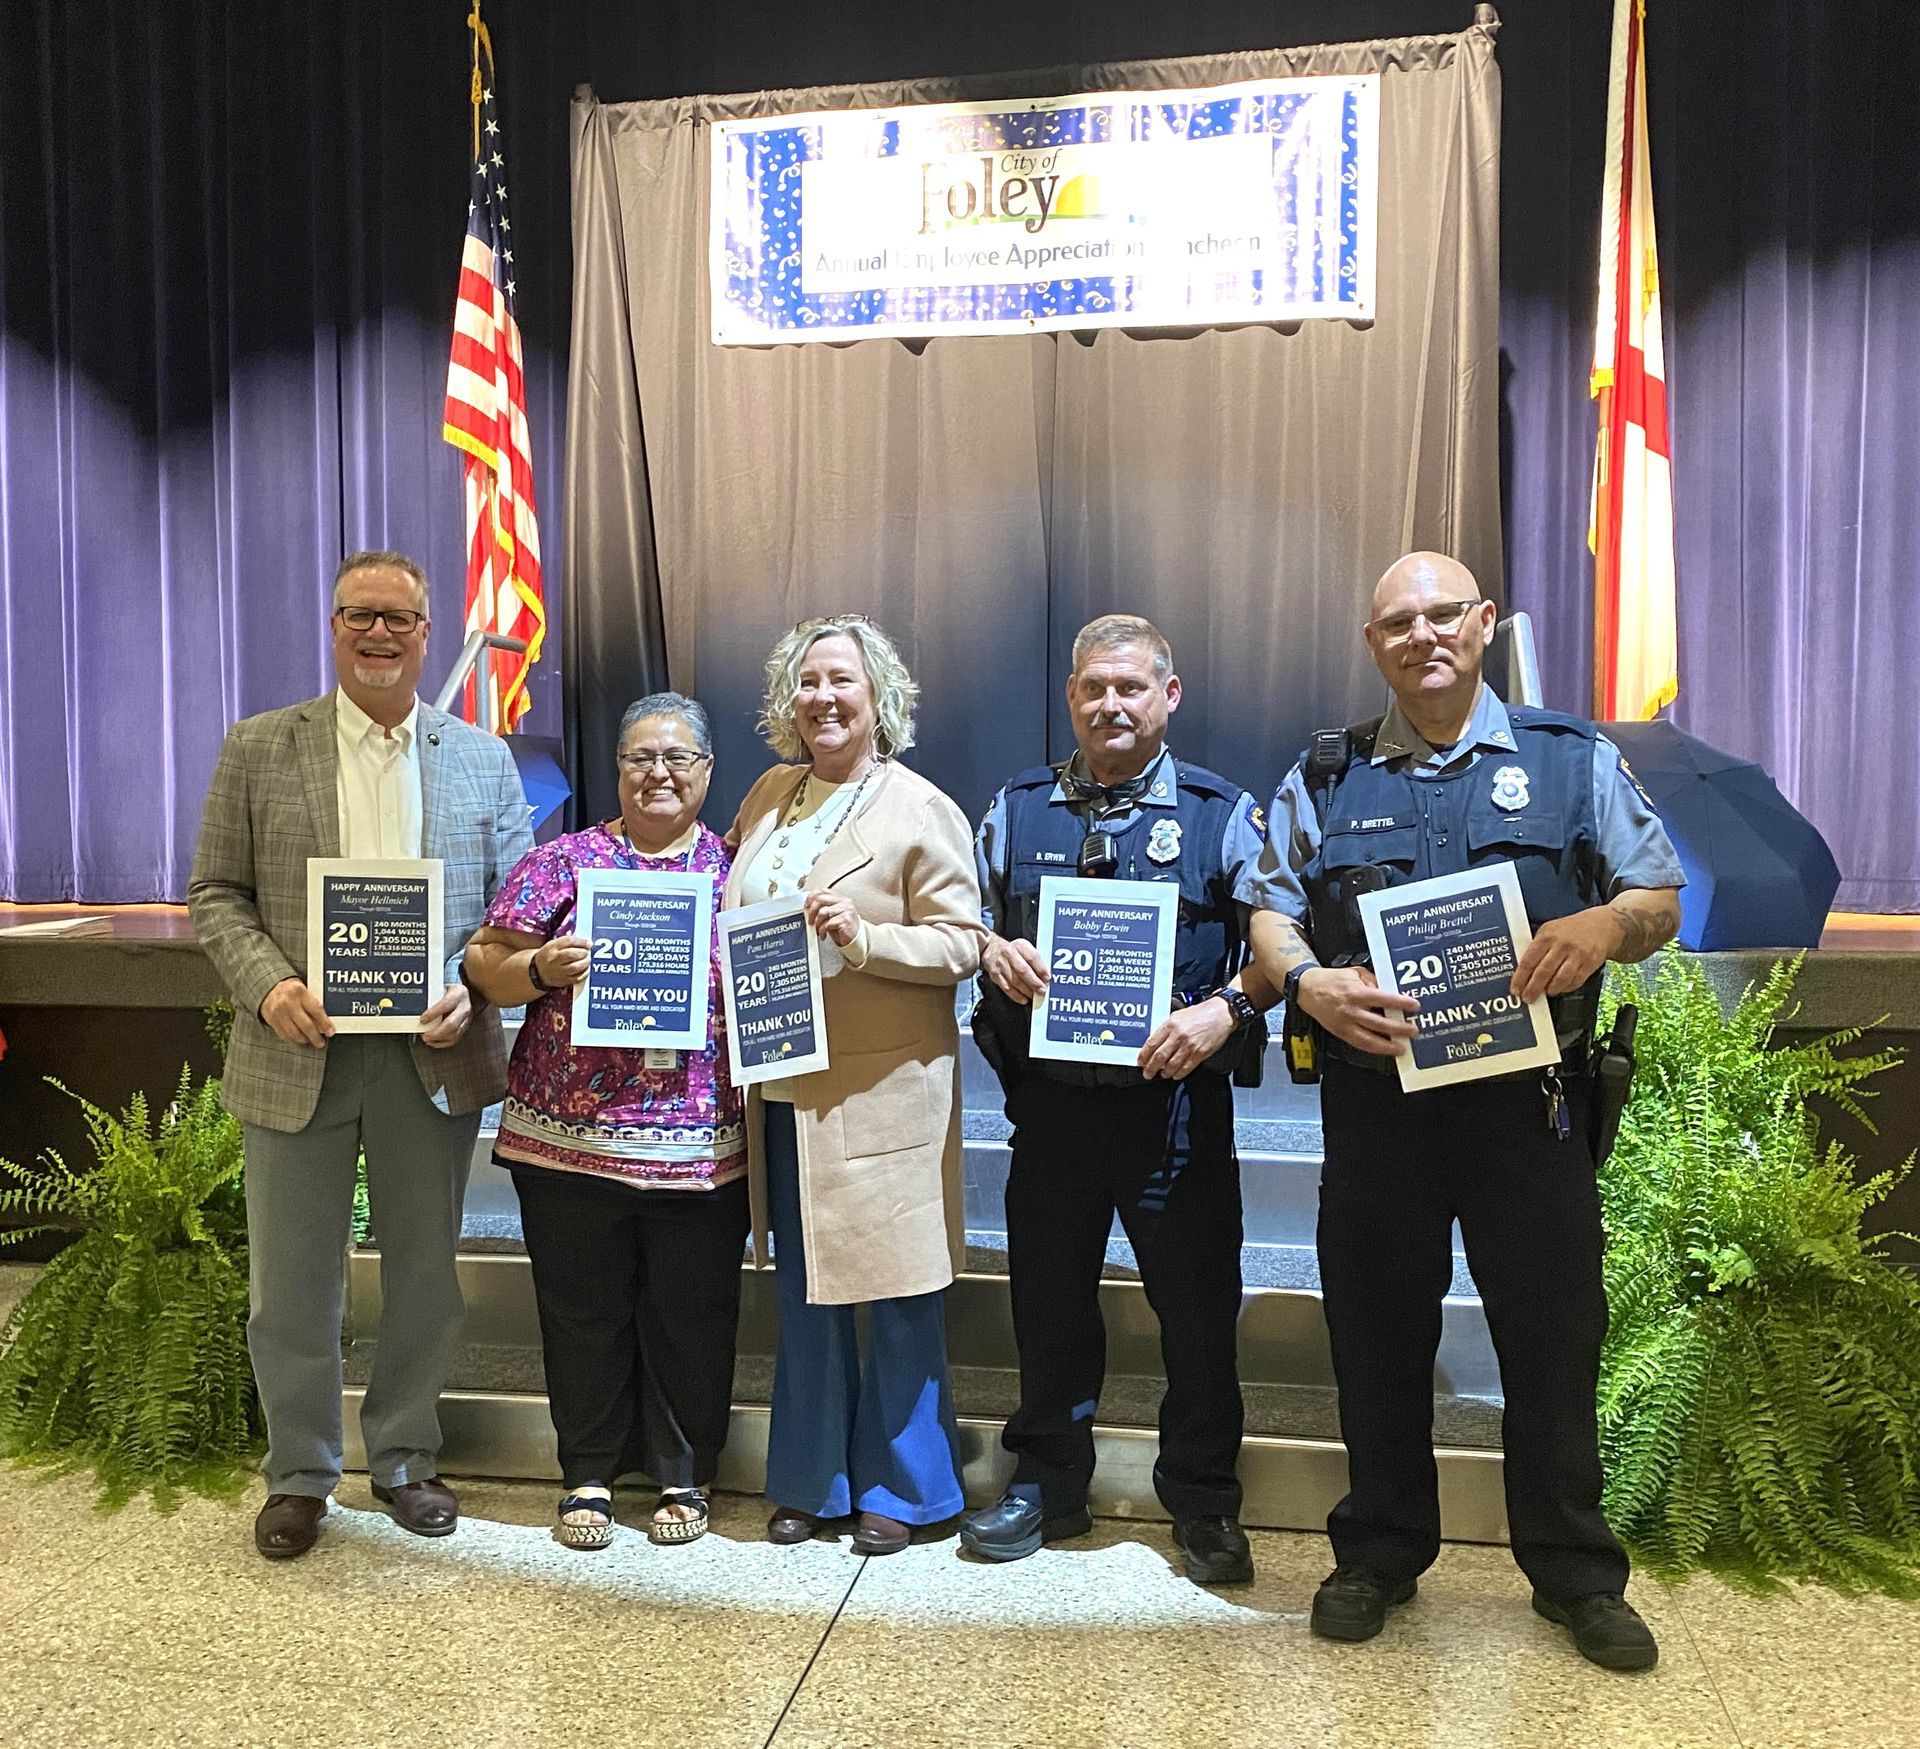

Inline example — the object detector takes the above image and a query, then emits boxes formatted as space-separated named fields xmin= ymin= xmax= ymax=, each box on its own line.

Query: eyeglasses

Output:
xmin=618 ymin=749 xmax=709 ymax=774
xmin=1368 ymin=600 xmax=1485 ymax=643
xmin=336 ymin=606 xmax=426 ymax=634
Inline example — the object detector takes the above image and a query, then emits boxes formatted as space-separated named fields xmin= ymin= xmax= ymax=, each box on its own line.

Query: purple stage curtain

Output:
xmin=1503 ymin=0 xmax=1920 ymax=913
xmin=0 ymin=1 xmax=565 ymax=903
xmin=6 ymin=0 xmax=1919 ymax=911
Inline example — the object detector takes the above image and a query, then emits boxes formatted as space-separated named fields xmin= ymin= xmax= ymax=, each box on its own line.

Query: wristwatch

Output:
xmin=1283 ymin=961 xmax=1316 ymax=1010
xmin=526 ymin=950 xmax=554 ymax=994
xmin=1210 ymin=985 xmax=1260 ymax=1031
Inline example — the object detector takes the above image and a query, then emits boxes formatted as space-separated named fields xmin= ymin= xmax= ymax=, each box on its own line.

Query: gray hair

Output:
xmin=758 ymin=618 xmax=918 ymax=762
xmin=333 ymin=550 xmax=430 ymax=615
xmin=619 ymin=691 xmax=713 ymax=758
xmin=1071 ymin=614 xmax=1173 ymax=682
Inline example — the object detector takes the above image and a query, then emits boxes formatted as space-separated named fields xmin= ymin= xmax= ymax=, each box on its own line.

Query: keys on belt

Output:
xmin=1543 ymin=1066 xmax=1571 ymax=1141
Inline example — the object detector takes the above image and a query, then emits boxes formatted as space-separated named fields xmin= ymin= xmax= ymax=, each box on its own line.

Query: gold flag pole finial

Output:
xmin=466 ymin=2 xmax=493 ymax=162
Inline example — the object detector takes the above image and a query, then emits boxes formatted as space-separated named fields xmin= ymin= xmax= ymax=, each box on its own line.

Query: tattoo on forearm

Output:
xmin=1279 ymin=933 xmax=1318 ymax=973
xmin=1607 ymin=895 xmax=1679 ymax=962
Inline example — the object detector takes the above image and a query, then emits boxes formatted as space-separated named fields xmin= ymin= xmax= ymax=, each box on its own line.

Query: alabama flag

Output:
xmin=1589 ymin=0 xmax=1677 ymax=721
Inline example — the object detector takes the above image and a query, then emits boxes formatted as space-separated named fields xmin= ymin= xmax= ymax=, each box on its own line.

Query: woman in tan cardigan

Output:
xmin=724 ymin=616 xmax=984 ymax=1556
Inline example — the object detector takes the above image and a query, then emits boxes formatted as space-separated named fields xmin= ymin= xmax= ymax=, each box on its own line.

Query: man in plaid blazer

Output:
xmin=189 ymin=551 xmax=532 ymax=1560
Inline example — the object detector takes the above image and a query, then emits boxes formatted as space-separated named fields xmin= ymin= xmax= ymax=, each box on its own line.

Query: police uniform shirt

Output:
xmin=1239 ymin=685 xmax=1685 ymax=922
xmin=977 ymin=748 xmax=1271 ymax=938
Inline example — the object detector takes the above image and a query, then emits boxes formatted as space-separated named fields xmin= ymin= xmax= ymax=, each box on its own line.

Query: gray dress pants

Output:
xmin=243 ymin=1035 xmax=478 ymax=1497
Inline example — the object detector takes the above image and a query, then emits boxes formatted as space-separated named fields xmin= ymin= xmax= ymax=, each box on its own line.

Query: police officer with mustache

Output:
xmin=963 ymin=614 xmax=1274 ymax=1584
xmin=1246 ymin=552 xmax=1683 ymax=1670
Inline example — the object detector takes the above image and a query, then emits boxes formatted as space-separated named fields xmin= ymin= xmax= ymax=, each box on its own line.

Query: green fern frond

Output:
xmin=0 ymin=1015 xmax=261 ymax=1506
xmin=1599 ymin=951 xmax=1920 ymax=1593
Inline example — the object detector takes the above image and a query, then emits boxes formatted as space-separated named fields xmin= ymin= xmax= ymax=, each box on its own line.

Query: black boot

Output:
xmin=1171 ymin=1515 xmax=1255 ymax=1585
xmin=1310 ymin=1565 xmax=1418 ymax=1641
xmin=1532 ymin=1591 xmax=1659 ymax=1671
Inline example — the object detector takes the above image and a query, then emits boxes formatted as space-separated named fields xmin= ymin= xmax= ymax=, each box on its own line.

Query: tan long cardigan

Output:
xmin=723 ymin=760 xmax=985 ymax=1305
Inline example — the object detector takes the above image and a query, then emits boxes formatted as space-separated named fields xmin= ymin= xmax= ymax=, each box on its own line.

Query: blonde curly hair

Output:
xmin=757 ymin=617 xmax=919 ymax=762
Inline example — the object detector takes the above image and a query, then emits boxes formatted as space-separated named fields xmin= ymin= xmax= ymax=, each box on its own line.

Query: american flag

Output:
xmin=442 ymin=24 xmax=544 ymax=731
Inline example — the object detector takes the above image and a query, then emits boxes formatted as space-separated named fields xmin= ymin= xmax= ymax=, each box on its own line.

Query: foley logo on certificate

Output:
xmin=305 ymin=858 xmax=445 ymax=1033
xmin=1356 ymin=863 xmax=1559 ymax=1092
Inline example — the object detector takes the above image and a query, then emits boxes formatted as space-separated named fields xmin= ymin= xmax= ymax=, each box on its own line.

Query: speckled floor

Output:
xmin=2 ymin=1467 xmax=1916 ymax=1747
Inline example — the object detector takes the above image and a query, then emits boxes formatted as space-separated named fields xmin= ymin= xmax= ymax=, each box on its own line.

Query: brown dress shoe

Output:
xmin=372 ymin=1477 xmax=459 ymax=1538
xmin=255 ymin=1493 xmax=327 ymax=1560
xmin=767 ymin=1506 xmax=817 ymax=1545
xmin=852 ymin=1511 xmax=910 ymax=1556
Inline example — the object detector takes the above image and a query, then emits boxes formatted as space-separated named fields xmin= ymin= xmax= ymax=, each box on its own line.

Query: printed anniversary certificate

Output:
xmin=718 ymin=895 xmax=829 ymax=1086
xmin=1356 ymin=863 xmax=1559 ymax=1092
xmin=1029 ymin=876 xmax=1178 ymax=1068
xmin=305 ymin=857 xmax=445 ymax=1033
xmin=571 ymin=869 xmax=714 ymax=1051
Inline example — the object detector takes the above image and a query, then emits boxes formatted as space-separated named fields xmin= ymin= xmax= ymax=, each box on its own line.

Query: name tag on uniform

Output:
xmin=644 ymin=1049 xmax=678 ymax=1070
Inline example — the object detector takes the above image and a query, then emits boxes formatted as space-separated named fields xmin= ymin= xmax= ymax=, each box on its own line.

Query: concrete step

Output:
xmin=451 ymin=1153 xmax=1480 ymax=1289
xmin=407 ymin=1023 xmax=1513 ymax=1536
xmin=341 ymin=1386 xmax=1509 ymax=1543
xmin=346 ymin=1248 xmax=1502 ymax=1404
xmin=344 ymin=1339 xmax=1504 ymax=1451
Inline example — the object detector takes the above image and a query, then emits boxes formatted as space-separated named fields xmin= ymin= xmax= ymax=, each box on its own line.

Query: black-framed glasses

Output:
xmin=617 ymin=749 xmax=709 ymax=774
xmin=1368 ymin=600 xmax=1485 ymax=643
xmin=336 ymin=605 xmax=426 ymax=634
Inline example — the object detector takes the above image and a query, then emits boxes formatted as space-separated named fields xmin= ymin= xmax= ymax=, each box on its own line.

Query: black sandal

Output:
xmin=648 ymin=1487 xmax=710 ymax=1546
xmin=555 ymin=1491 xmax=615 ymax=1551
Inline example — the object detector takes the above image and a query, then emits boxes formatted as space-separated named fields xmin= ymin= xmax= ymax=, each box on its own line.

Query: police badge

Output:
xmin=1490 ymin=765 xmax=1531 ymax=811
xmin=1146 ymin=819 xmax=1183 ymax=863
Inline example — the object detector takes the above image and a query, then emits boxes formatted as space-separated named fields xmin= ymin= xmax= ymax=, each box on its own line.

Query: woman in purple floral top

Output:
xmin=464 ymin=692 xmax=745 ymax=1552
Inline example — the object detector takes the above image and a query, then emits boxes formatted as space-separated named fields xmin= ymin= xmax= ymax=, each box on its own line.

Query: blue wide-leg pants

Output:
xmin=762 ymin=1104 xmax=964 ymax=1524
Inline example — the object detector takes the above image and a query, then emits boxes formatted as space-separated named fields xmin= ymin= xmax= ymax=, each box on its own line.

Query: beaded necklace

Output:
xmin=609 ymin=818 xmax=700 ymax=871
xmin=763 ymin=759 xmax=881 ymax=899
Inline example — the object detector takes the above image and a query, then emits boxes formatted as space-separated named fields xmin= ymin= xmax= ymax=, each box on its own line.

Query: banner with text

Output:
xmin=710 ymin=75 xmax=1378 ymax=344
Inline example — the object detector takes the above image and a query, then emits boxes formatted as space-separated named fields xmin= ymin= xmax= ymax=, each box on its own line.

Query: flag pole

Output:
xmin=467 ymin=3 xmax=483 ymax=164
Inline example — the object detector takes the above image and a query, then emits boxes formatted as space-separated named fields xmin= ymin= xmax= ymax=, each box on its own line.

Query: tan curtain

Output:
xmin=564 ymin=8 xmax=1503 ymax=824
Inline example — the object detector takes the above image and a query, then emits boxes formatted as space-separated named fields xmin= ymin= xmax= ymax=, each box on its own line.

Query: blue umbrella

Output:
xmin=1599 ymin=720 xmax=1841 ymax=950
xmin=506 ymin=736 xmax=572 ymax=842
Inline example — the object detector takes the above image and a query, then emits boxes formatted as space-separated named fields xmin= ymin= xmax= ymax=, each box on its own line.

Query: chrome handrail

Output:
xmin=433 ymin=630 xmax=530 ymax=732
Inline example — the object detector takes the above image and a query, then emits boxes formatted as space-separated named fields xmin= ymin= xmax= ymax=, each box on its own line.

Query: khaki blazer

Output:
xmin=724 ymin=760 xmax=985 ymax=1305
xmin=187 ymin=693 xmax=533 ymax=1133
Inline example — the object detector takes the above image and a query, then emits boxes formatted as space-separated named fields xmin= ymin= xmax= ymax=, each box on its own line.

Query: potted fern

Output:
xmin=0 ymin=1007 xmax=261 ymax=1506
xmin=1597 ymin=951 xmax=1920 ymax=1592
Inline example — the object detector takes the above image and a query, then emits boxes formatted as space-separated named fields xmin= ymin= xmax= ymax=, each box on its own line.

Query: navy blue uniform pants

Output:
xmin=1318 ymin=1059 xmax=1630 ymax=1601
xmin=1001 ymin=1069 xmax=1244 ymax=1521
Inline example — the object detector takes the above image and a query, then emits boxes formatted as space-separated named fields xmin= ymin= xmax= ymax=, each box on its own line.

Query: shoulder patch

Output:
xmin=1616 ymin=754 xmax=1659 ymax=812
xmin=1242 ymin=794 xmax=1268 ymax=838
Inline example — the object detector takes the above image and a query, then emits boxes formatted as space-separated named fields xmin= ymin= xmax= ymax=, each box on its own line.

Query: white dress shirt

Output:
xmin=335 ymin=688 xmax=424 ymax=860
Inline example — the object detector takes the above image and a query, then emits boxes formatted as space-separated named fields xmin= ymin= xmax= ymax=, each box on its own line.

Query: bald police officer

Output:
xmin=1247 ymin=553 xmax=1682 ymax=1670
xmin=962 ymin=615 xmax=1274 ymax=1583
